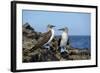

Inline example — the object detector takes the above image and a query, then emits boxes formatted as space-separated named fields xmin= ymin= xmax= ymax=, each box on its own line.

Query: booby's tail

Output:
xmin=58 ymin=38 xmax=61 ymax=47
xmin=57 ymin=38 xmax=61 ymax=51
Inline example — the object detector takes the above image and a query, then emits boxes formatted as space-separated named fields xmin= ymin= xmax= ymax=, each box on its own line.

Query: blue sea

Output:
xmin=56 ymin=36 xmax=91 ymax=49
xmin=69 ymin=36 xmax=91 ymax=49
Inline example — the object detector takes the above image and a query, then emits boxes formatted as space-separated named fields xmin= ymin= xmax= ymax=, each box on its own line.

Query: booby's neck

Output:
xmin=61 ymin=31 xmax=68 ymax=39
xmin=48 ymin=28 xmax=52 ymax=31
xmin=45 ymin=28 xmax=54 ymax=45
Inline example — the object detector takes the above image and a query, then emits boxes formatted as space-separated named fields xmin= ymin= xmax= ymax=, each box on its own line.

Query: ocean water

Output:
xmin=56 ymin=36 xmax=91 ymax=49
xmin=69 ymin=36 xmax=91 ymax=49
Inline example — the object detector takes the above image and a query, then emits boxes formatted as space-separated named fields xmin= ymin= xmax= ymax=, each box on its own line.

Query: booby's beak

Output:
xmin=48 ymin=24 xmax=55 ymax=28
xmin=58 ymin=28 xmax=65 ymax=31
xmin=51 ymin=25 xmax=55 ymax=28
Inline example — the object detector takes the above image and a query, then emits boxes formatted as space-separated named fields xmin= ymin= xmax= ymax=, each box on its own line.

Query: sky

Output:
xmin=22 ymin=10 xmax=91 ymax=36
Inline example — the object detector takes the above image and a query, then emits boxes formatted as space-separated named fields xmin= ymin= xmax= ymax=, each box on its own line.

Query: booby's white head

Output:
xmin=47 ymin=24 xmax=55 ymax=31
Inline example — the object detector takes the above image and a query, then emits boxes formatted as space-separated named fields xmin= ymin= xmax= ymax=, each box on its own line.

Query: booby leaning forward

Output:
xmin=30 ymin=24 xmax=55 ymax=51
xmin=58 ymin=27 xmax=69 ymax=53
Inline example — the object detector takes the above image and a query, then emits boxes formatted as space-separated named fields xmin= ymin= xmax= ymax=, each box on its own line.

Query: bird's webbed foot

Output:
xmin=60 ymin=47 xmax=65 ymax=53
xmin=60 ymin=47 xmax=68 ymax=53
xmin=43 ymin=44 xmax=50 ymax=50
xmin=60 ymin=47 xmax=69 ymax=59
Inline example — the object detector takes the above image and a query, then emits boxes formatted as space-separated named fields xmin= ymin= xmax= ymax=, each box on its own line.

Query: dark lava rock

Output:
xmin=22 ymin=23 xmax=91 ymax=62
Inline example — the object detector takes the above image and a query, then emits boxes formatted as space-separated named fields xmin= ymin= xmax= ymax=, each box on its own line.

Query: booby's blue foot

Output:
xmin=60 ymin=47 xmax=69 ymax=59
xmin=65 ymin=49 xmax=69 ymax=53
xmin=43 ymin=45 xmax=50 ymax=50
xmin=60 ymin=47 xmax=65 ymax=53
xmin=60 ymin=47 xmax=69 ymax=54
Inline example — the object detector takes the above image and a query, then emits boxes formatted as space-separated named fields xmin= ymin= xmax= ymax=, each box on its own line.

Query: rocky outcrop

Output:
xmin=22 ymin=23 xmax=91 ymax=62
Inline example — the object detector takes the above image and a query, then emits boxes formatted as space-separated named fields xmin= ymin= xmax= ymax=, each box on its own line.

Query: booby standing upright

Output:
xmin=58 ymin=27 xmax=69 ymax=53
xmin=30 ymin=24 xmax=55 ymax=51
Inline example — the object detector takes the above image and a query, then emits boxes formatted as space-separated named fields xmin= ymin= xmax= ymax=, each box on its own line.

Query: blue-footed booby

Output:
xmin=58 ymin=27 xmax=69 ymax=53
xmin=30 ymin=24 xmax=55 ymax=51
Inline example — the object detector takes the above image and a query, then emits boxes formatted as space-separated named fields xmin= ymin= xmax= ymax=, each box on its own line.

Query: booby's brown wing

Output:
xmin=31 ymin=30 xmax=52 ymax=51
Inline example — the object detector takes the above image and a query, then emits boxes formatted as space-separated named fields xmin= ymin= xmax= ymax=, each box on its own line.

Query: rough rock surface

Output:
xmin=22 ymin=23 xmax=91 ymax=62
